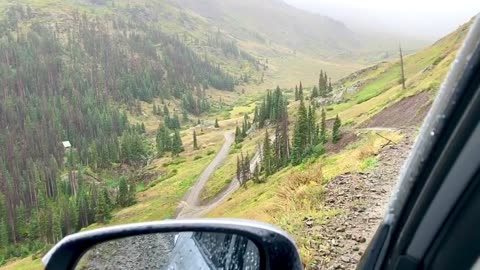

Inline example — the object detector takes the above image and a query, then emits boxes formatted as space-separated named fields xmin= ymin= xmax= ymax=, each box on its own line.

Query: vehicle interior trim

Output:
xmin=406 ymin=121 xmax=480 ymax=258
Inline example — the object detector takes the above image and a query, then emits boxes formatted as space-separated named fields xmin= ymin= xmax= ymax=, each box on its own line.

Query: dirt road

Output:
xmin=310 ymin=131 xmax=415 ymax=270
xmin=176 ymin=131 xmax=235 ymax=218
xmin=193 ymin=149 xmax=262 ymax=217
xmin=176 ymin=130 xmax=263 ymax=218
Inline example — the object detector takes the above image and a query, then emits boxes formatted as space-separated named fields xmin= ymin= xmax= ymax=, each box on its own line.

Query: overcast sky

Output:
xmin=284 ymin=0 xmax=479 ymax=40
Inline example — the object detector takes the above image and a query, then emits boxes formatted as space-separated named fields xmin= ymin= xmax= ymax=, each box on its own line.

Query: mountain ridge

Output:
xmin=169 ymin=0 xmax=361 ymax=57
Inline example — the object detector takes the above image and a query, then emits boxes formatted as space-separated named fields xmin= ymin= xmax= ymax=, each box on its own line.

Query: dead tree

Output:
xmin=400 ymin=44 xmax=406 ymax=90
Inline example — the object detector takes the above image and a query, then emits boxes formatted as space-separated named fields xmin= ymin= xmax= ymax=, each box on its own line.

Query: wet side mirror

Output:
xmin=43 ymin=219 xmax=302 ymax=270
xmin=76 ymin=232 xmax=260 ymax=269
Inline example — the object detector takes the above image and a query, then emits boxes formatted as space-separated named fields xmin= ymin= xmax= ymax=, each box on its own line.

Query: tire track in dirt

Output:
xmin=176 ymin=130 xmax=264 ymax=218
xmin=176 ymin=131 xmax=235 ymax=218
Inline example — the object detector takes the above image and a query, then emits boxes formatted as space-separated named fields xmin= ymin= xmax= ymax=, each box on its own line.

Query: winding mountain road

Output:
xmin=176 ymin=131 xmax=235 ymax=218
xmin=176 ymin=130 xmax=262 ymax=218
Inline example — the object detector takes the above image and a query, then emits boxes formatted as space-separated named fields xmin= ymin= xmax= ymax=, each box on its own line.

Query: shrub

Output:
xmin=361 ymin=157 xmax=378 ymax=169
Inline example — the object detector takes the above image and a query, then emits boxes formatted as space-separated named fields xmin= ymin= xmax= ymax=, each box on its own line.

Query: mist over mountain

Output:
xmin=284 ymin=0 xmax=479 ymax=41
xmin=171 ymin=0 xmax=435 ymax=63
xmin=169 ymin=0 xmax=361 ymax=57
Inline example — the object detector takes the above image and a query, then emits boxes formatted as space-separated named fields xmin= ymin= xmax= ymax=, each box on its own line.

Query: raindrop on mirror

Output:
xmin=76 ymin=232 xmax=260 ymax=270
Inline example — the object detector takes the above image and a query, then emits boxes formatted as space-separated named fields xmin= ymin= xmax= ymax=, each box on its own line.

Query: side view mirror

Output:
xmin=43 ymin=218 xmax=302 ymax=270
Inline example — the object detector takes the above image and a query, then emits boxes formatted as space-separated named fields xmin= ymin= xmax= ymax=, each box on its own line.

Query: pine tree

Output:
xmin=253 ymin=107 xmax=259 ymax=124
xmin=193 ymin=130 xmax=199 ymax=150
xmin=328 ymin=78 xmax=333 ymax=93
xmin=243 ymin=152 xmax=250 ymax=182
xmin=291 ymin=101 xmax=308 ymax=165
xmin=311 ymin=86 xmax=319 ymax=99
xmin=320 ymin=109 xmax=327 ymax=143
xmin=172 ymin=130 xmax=184 ymax=156
xmin=214 ymin=118 xmax=220 ymax=128
xmin=103 ymin=188 xmax=112 ymax=212
xmin=258 ymin=98 xmax=267 ymax=128
xmin=242 ymin=113 xmax=250 ymax=136
xmin=117 ymin=177 xmax=129 ymax=207
xmin=235 ymin=126 xmax=242 ymax=143
xmin=95 ymin=188 xmax=110 ymax=223
xmin=262 ymin=130 xmax=273 ymax=176
xmin=172 ymin=114 xmax=181 ymax=129
xmin=0 ymin=218 xmax=8 ymax=249
xmin=236 ymin=156 xmax=241 ymax=185
xmin=307 ymin=105 xmax=317 ymax=145
xmin=298 ymin=82 xmax=304 ymax=101
xmin=319 ymin=70 xmax=331 ymax=97
xmin=251 ymin=164 xmax=259 ymax=183
xmin=156 ymin=126 xmax=171 ymax=157
xmin=126 ymin=178 xmax=136 ymax=206
xmin=279 ymin=107 xmax=290 ymax=166
xmin=182 ymin=109 xmax=188 ymax=122
xmin=332 ymin=115 xmax=342 ymax=143
xmin=52 ymin=209 xmax=62 ymax=243
xmin=120 ymin=129 xmax=147 ymax=165
xmin=0 ymin=195 xmax=9 ymax=249
xmin=323 ymin=72 xmax=328 ymax=93
xmin=238 ymin=153 xmax=246 ymax=187
xmin=163 ymin=105 xmax=170 ymax=117
xmin=319 ymin=70 xmax=325 ymax=97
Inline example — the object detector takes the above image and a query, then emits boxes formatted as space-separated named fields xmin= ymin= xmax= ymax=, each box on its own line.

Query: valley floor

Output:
xmin=309 ymin=130 xmax=414 ymax=270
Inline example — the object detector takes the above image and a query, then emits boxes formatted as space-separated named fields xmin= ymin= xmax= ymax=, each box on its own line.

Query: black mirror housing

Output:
xmin=43 ymin=218 xmax=302 ymax=270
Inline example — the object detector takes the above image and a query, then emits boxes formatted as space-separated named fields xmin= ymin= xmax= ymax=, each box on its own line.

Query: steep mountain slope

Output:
xmin=204 ymin=20 xmax=471 ymax=268
xmin=170 ymin=0 xmax=360 ymax=57
xmin=0 ymin=0 xmax=468 ymax=269
xmin=328 ymin=20 xmax=471 ymax=126
xmin=0 ymin=0 xmax=262 ymax=264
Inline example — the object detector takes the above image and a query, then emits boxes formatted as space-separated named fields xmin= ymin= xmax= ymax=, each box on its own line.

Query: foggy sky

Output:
xmin=284 ymin=0 xmax=479 ymax=40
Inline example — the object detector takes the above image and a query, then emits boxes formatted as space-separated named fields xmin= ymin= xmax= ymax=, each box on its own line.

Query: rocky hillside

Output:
xmin=313 ymin=131 xmax=414 ymax=269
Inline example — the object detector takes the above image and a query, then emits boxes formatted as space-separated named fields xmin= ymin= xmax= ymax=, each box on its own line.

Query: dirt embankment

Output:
xmin=309 ymin=131 xmax=415 ymax=270
xmin=325 ymin=131 xmax=358 ymax=153
xmin=360 ymin=91 xmax=432 ymax=128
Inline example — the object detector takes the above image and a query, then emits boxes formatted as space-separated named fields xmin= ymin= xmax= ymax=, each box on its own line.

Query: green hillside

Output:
xmin=204 ymin=20 xmax=471 ymax=266
xmin=0 ymin=0 xmax=261 ymax=265
xmin=0 ymin=0 xmax=471 ymax=269
xmin=327 ymin=20 xmax=471 ymax=126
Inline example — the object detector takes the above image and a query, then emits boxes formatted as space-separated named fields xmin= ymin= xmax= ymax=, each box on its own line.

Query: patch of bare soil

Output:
xmin=308 ymin=131 xmax=415 ymax=270
xmin=360 ymin=91 xmax=432 ymax=128
xmin=325 ymin=131 xmax=358 ymax=153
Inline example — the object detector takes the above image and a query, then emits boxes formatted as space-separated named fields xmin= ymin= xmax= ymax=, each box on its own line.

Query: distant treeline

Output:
xmin=237 ymin=82 xmax=342 ymax=186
